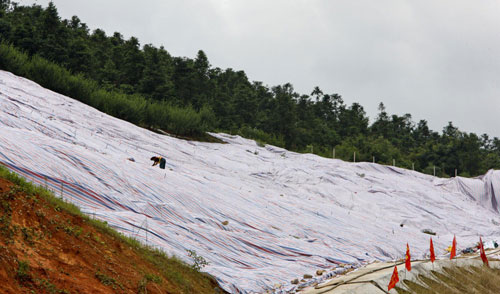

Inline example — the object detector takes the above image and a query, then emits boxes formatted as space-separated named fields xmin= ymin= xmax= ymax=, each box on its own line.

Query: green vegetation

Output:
xmin=187 ymin=249 xmax=210 ymax=271
xmin=0 ymin=165 xmax=82 ymax=217
xmin=1 ymin=0 xmax=500 ymax=177
xmin=35 ymin=278 xmax=69 ymax=294
xmin=95 ymin=270 xmax=123 ymax=290
xmin=0 ymin=181 xmax=16 ymax=242
xmin=16 ymin=260 xmax=31 ymax=282
xmin=396 ymin=265 xmax=500 ymax=294
xmin=138 ymin=273 xmax=162 ymax=294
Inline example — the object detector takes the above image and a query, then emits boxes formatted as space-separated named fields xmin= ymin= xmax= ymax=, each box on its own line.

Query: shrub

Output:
xmin=238 ymin=126 xmax=285 ymax=148
xmin=16 ymin=260 xmax=31 ymax=282
xmin=186 ymin=249 xmax=209 ymax=271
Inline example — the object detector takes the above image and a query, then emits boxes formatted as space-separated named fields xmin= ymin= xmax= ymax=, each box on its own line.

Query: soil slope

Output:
xmin=0 ymin=176 xmax=223 ymax=294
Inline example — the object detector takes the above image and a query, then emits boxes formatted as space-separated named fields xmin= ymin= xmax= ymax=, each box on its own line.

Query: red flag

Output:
xmin=450 ymin=235 xmax=456 ymax=260
xmin=479 ymin=237 xmax=489 ymax=267
xmin=430 ymin=237 xmax=436 ymax=263
xmin=405 ymin=243 xmax=411 ymax=271
xmin=388 ymin=265 xmax=399 ymax=291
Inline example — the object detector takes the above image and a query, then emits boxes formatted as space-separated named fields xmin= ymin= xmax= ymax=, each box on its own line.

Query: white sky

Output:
xmin=19 ymin=0 xmax=500 ymax=137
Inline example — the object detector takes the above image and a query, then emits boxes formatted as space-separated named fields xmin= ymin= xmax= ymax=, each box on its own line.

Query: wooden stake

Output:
xmin=145 ymin=217 xmax=148 ymax=243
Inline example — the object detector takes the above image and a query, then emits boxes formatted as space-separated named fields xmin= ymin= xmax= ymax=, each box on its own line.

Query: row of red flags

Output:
xmin=388 ymin=236 xmax=489 ymax=291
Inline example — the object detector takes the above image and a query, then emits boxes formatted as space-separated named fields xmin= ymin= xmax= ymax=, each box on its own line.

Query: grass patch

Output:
xmin=138 ymin=272 xmax=163 ymax=294
xmin=20 ymin=227 xmax=34 ymax=245
xmin=16 ymin=260 xmax=31 ymax=283
xmin=144 ymin=272 xmax=162 ymax=284
xmin=0 ymin=165 xmax=82 ymax=217
xmin=35 ymin=278 xmax=69 ymax=294
xmin=400 ymin=265 xmax=500 ymax=293
xmin=0 ymin=192 xmax=14 ymax=240
xmin=95 ymin=270 xmax=123 ymax=290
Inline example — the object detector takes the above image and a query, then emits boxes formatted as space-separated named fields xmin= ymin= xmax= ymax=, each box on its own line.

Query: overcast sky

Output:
xmin=19 ymin=0 xmax=500 ymax=137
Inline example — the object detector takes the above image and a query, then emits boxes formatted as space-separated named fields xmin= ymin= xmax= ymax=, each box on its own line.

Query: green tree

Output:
xmin=270 ymin=83 xmax=297 ymax=148
xmin=139 ymin=45 xmax=174 ymax=100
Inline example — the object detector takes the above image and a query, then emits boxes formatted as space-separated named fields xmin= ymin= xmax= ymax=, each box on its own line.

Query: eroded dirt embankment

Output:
xmin=0 ymin=177 xmax=222 ymax=294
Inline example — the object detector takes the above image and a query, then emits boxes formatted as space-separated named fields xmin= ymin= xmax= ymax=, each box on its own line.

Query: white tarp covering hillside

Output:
xmin=1 ymin=70 xmax=500 ymax=293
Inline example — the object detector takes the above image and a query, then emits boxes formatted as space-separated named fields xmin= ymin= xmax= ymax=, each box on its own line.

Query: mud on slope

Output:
xmin=0 ymin=177 xmax=223 ymax=294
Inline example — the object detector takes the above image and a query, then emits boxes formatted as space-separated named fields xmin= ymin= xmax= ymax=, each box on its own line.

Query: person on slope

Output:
xmin=150 ymin=156 xmax=166 ymax=169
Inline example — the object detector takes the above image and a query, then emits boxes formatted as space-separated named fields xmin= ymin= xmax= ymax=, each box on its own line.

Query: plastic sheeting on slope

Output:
xmin=1 ymin=70 xmax=500 ymax=293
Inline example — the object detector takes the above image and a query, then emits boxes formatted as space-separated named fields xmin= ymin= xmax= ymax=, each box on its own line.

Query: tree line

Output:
xmin=1 ymin=0 xmax=499 ymax=177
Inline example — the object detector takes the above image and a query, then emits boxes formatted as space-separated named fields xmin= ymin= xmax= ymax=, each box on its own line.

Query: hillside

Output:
xmin=1 ymin=69 xmax=500 ymax=293
xmin=0 ymin=167 xmax=222 ymax=294
xmin=2 ymin=1 xmax=500 ymax=178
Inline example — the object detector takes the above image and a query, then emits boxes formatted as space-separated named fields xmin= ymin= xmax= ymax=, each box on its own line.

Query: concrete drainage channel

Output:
xmin=299 ymin=248 xmax=500 ymax=294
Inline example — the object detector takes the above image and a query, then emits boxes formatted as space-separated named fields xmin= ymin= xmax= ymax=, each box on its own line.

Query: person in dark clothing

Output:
xmin=150 ymin=156 xmax=166 ymax=169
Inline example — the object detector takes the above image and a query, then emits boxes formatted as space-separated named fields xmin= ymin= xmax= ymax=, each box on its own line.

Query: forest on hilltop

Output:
xmin=1 ymin=0 xmax=500 ymax=177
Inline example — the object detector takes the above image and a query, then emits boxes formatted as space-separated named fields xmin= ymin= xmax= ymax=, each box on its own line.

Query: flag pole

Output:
xmin=404 ymin=253 xmax=408 ymax=281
